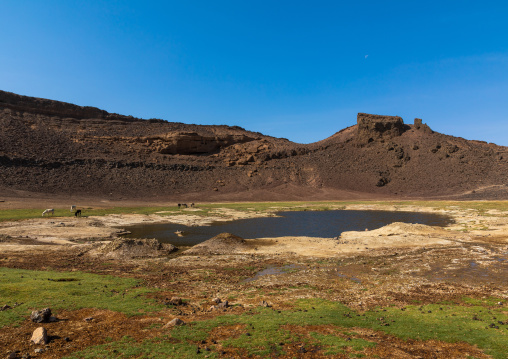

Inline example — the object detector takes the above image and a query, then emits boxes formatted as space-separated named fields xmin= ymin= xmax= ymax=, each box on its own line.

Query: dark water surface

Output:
xmin=122 ymin=210 xmax=452 ymax=247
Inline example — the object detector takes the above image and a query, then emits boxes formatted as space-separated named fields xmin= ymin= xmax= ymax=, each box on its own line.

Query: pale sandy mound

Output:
xmin=339 ymin=222 xmax=454 ymax=248
xmin=88 ymin=238 xmax=177 ymax=259
xmin=361 ymin=222 xmax=447 ymax=236
xmin=184 ymin=233 xmax=247 ymax=255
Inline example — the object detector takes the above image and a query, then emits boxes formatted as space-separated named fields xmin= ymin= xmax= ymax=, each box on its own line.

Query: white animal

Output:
xmin=42 ymin=209 xmax=54 ymax=216
xmin=70 ymin=205 xmax=76 ymax=212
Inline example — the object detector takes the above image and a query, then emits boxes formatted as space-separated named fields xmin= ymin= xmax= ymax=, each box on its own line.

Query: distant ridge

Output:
xmin=1 ymin=90 xmax=507 ymax=200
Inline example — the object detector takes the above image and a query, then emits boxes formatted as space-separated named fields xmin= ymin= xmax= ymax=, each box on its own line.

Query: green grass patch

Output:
xmin=0 ymin=267 xmax=163 ymax=327
xmin=65 ymin=297 xmax=507 ymax=358
xmin=65 ymin=335 xmax=213 ymax=359
xmin=0 ymin=206 xmax=182 ymax=222
xmin=3 ymin=200 xmax=507 ymax=222
xmin=310 ymin=332 xmax=376 ymax=355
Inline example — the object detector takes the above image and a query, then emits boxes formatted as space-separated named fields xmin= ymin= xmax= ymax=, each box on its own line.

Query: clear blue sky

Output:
xmin=2 ymin=1 xmax=507 ymax=145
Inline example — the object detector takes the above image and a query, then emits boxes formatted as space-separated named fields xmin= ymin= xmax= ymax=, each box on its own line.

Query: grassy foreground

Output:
xmin=1 ymin=267 xmax=506 ymax=358
xmin=67 ymin=298 xmax=507 ymax=359
xmin=0 ymin=267 xmax=163 ymax=327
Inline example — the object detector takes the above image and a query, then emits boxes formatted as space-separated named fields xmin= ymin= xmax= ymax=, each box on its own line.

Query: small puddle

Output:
xmin=425 ymin=257 xmax=508 ymax=285
xmin=337 ymin=271 xmax=362 ymax=283
xmin=243 ymin=264 xmax=302 ymax=283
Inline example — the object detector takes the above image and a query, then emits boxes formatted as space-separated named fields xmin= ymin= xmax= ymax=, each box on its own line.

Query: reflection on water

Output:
xmin=122 ymin=210 xmax=452 ymax=247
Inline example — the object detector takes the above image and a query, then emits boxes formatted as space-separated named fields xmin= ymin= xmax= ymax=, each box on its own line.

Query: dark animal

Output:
xmin=75 ymin=209 xmax=82 ymax=217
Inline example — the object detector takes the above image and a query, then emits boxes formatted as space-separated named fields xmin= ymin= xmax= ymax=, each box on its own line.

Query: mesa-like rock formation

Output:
xmin=1 ymin=90 xmax=507 ymax=200
xmin=355 ymin=113 xmax=406 ymax=145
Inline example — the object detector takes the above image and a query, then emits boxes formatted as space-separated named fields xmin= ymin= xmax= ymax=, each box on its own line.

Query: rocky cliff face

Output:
xmin=1 ymin=90 xmax=507 ymax=201
xmin=355 ymin=113 xmax=406 ymax=145
xmin=151 ymin=132 xmax=256 ymax=155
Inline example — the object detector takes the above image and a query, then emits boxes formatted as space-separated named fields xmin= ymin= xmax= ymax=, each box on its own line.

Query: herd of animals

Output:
xmin=41 ymin=203 xmax=195 ymax=217
xmin=41 ymin=206 xmax=81 ymax=217
xmin=177 ymin=203 xmax=194 ymax=209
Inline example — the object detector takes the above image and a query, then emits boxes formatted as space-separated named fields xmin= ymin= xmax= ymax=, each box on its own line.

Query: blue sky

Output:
xmin=1 ymin=1 xmax=507 ymax=145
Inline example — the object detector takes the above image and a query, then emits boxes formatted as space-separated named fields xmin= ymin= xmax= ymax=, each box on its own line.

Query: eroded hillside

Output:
xmin=1 ymin=90 xmax=507 ymax=200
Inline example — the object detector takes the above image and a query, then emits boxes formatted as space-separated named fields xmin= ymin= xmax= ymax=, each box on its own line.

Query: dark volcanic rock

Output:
xmin=414 ymin=118 xmax=433 ymax=134
xmin=30 ymin=308 xmax=52 ymax=323
xmin=355 ymin=113 xmax=406 ymax=145
xmin=156 ymin=132 xmax=256 ymax=155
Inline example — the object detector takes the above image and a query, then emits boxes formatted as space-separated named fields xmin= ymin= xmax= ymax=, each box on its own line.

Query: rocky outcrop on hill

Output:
xmin=146 ymin=132 xmax=257 ymax=155
xmin=355 ymin=113 xmax=407 ymax=145
xmin=414 ymin=118 xmax=433 ymax=134
xmin=1 ymin=89 xmax=507 ymax=200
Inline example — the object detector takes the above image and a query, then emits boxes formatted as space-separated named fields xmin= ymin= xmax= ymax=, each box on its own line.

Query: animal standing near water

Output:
xmin=42 ymin=209 xmax=54 ymax=216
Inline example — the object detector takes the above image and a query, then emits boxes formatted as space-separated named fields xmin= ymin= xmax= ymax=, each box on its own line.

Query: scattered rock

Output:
xmin=217 ymin=300 xmax=229 ymax=309
xmin=30 ymin=327 xmax=48 ymax=345
xmin=209 ymin=299 xmax=230 ymax=311
xmin=30 ymin=308 xmax=52 ymax=323
xmin=167 ymin=297 xmax=183 ymax=306
xmin=164 ymin=318 xmax=185 ymax=328
xmin=376 ymin=176 xmax=390 ymax=187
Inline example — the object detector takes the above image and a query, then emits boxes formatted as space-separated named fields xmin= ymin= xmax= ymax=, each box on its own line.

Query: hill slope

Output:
xmin=1 ymin=90 xmax=507 ymax=201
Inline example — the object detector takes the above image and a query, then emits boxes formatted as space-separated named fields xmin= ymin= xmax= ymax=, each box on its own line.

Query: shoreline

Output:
xmin=1 ymin=202 xmax=506 ymax=257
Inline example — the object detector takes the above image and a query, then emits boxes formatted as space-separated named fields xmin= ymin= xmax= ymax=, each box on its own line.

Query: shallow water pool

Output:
xmin=122 ymin=210 xmax=452 ymax=247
